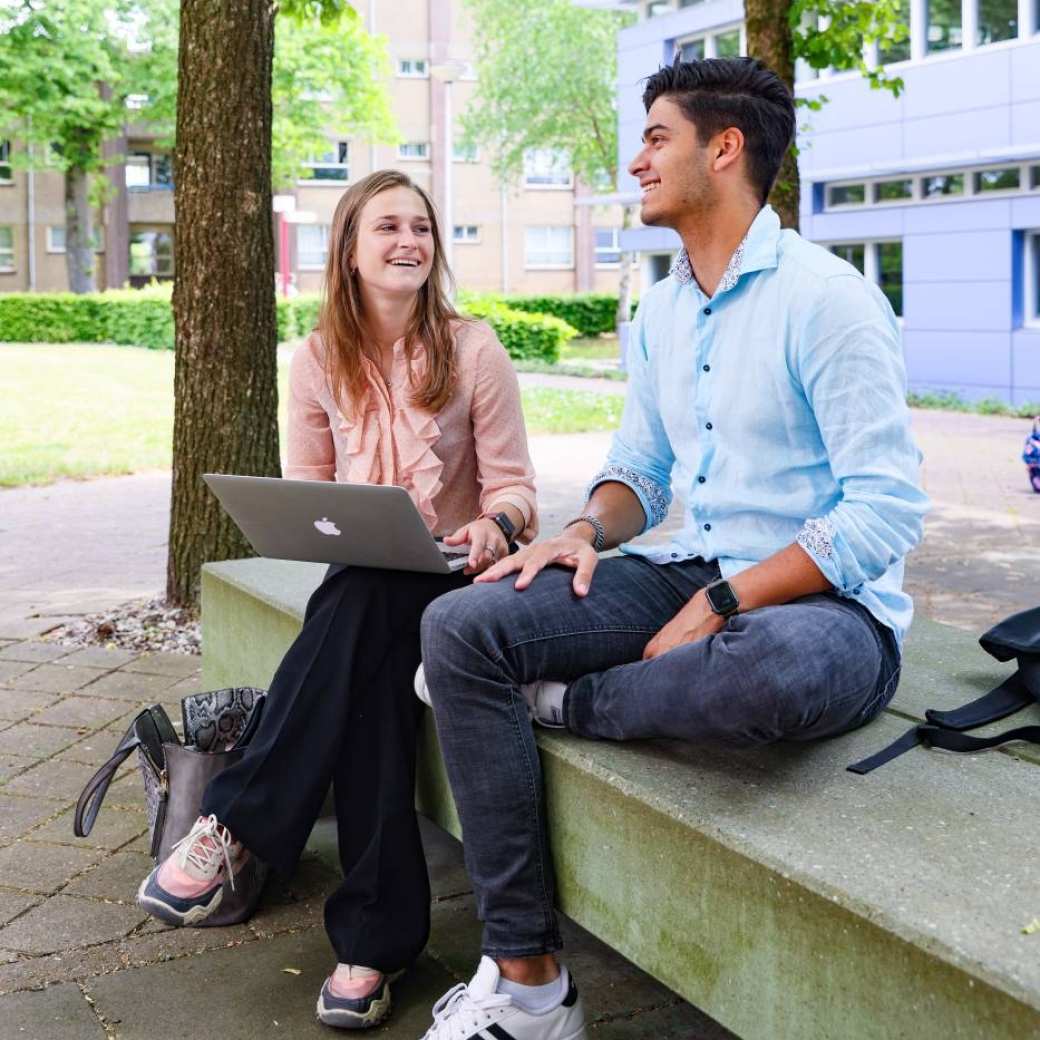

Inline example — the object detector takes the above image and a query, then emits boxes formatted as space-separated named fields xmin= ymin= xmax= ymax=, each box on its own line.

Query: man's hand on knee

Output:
xmin=643 ymin=589 xmax=724 ymax=660
xmin=474 ymin=533 xmax=600 ymax=596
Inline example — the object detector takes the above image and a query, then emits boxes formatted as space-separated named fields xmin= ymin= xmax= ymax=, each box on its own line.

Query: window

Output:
xmin=876 ymin=242 xmax=903 ymax=317
xmin=978 ymin=0 xmax=1017 ymax=44
xmin=523 ymin=149 xmax=572 ymax=189
xmin=0 ymin=226 xmax=13 ymax=271
xmin=926 ymin=0 xmax=962 ymax=52
xmin=678 ymin=0 xmax=703 ymax=6
xmin=297 ymin=224 xmax=329 ymax=269
xmin=595 ymin=228 xmax=622 ymax=267
xmin=453 ymin=141 xmax=479 ymax=163
xmin=126 ymin=94 xmax=149 ymax=110
xmin=827 ymin=183 xmax=866 ymax=206
xmin=830 ymin=243 xmax=866 ymax=274
xmin=878 ymin=0 xmax=911 ymax=62
xmin=453 ymin=225 xmax=480 ymax=244
xmin=875 ymin=179 xmax=913 ymax=202
xmin=680 ymin=37 xmax=705 ymax=61
xmin=303 ymin=141 xmax=349 ymax=182
xmin=129 ymin=230 xmax=174 ymax=277
xmin=647 ymin=1 xmax=673 ymax=16
xmin=1025 ymin=231 xmax=1040 ymax=326
xmin=46 ymin=226 xmax=104 ymax=253
xmin=1032 ymin=166 xmax=1040 ymax=190
xmin=397 ymin=142 xmax=429 ymax=160
xmin=922 ymin=173 xmax=964 ymax=197
xmin=714 ymin=29 xmax=741 ymax=57
xmin=126 ymin=152 xmax=173 ymax=190
xmin=525 ymin=226 xmax=573 ymax=268
xmin=975 ymin=167 xmax=1020 ymax=192
xmin=826 ymin=241 xmax=902 ymax=317
xmin=458 ymin=62 xmax=478 ymax=81
xmin=397 ymin=59 xmax=428 ymax=77
xmin=0 ymin=140 xmax=10 ymax=183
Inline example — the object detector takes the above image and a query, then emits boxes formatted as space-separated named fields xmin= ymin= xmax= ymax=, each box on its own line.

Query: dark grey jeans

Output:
xmin=420 ymin=555 xmax=901 ymax=958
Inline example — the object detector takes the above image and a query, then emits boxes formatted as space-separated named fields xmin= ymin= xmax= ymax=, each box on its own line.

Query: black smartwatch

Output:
xmin=483 ymin=511 xmax=517 ymax=545
xmin=704 ymin=579 xmax=740 ymax=618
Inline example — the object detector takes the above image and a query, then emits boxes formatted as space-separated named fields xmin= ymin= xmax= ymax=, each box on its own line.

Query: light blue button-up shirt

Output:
xmin=593 ymin=205 xmax=929 ymax=647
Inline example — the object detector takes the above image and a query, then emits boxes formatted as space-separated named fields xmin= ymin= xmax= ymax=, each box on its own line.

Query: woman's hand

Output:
xmin=474 ymin=529 xmax=600 ymax=595
xmin=444 ymin=518 xmax=509 ymax=575
xmin=642 ymin=589 xmax=725 ymax=660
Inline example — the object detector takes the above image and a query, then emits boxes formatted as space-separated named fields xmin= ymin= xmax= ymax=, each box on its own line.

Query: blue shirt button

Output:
xmin=671 ymin=552 xmax=679 ymax=558
xmin=698 ymin=476 xmax=706 ymax=484
xmin=705 ymin=422 xmax=713 ymax=431
xmin=703 ymin=307 xmax=712 ymax=316
xmin=703 ymin=523 xmax=712 ymax=531
xmin=703 ymin=364 xmax=710 ymax=372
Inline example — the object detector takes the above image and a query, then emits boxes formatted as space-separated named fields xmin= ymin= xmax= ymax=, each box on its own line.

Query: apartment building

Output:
xmin=617 ymin=0 xmax=1040 ymax=406
xmin=0 ymin=0 xmax=630 ymax=299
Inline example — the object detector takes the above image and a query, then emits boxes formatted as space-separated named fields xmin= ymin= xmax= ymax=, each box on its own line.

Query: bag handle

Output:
xmin=74 ymin=713 xmax=147 ymax=838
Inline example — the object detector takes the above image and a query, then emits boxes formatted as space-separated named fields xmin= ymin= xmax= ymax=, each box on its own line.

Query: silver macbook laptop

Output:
xmin=203 ymin=474 xmax=470 ymax=573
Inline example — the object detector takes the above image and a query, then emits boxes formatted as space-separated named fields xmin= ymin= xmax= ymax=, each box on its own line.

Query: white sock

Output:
xmin=496 ymin=971 xmax=566 ymax=1013
xmin=528 ymin=680 xmax=567 ymax=728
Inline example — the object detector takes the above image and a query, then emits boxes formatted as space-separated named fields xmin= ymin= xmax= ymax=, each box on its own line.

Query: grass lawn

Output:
xmin=559 ymin=334 xmax=622 ymax=362
xmin=1 ymin=343 xmax=622 ymax=488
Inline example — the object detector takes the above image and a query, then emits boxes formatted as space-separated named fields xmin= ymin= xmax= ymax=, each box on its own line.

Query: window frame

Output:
xmin=524 ymin=225 xmax=574 ymax=270
xmin=453 ymin=141 xmax=480 ymax=163
xmin=973 ymin=164 xmax=1022 ymax=195
xmin=824 ymin=238 xmax=904 ymax=319
xmin=452 ymin=224 xmax=481 ymax=245
xmin=397 ymin=58 xmax=429 ymax=78
xmin=0 ymin=225 xmax=14 ymax=272
xmin=595 ymin=227 xmax=623 ymax=268
xmin=1025 ymin=230 xmax=1040 ymax=330
xmin=46 ymin=226 xmax=105 ymax=254
xmin=0 ymin=140 xmax=11 ymax=185
xmin=397 ymin=142 xmax=430 ymax=161
xmin=296 ymin=223 xmax=330 ymax=270
xmin=523 ymin=149 xmax=573 ymax=190
xmin=300 ymin=141 xmax=350 ymax=185
xmin=129 ymin=228 xmax=174 ymax=278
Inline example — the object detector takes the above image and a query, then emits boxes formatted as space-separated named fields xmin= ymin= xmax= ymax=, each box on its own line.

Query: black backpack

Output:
xmin=849 ymin=606 xmax=1040 ymax=774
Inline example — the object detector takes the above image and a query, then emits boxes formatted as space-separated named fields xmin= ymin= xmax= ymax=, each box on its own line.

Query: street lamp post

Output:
xmin=430 ymin=60 xmax=469 ymax=275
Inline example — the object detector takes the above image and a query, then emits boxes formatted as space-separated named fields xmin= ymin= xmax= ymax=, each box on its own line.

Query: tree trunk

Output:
xmin=167 ymin=0 xmax=280 ymax=608
xmin=744 ymin=0 xmax=799 ymax=230
xmin=65 ymin=164 xmax=96 ymax=293
xmin=616 ymin=203 xmax=635 ymax=331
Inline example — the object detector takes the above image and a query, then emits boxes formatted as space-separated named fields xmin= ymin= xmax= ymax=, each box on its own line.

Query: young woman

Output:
xmin=136 ymin=170 xmax=538 ymax=1029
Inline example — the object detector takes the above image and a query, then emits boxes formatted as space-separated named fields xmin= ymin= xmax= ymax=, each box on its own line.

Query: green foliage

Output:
xmin=276 ymin=295 xmax=323 ymax=342
xmin=791 ymin=0 xmax=907 ymax=97
xmin=272 ymin=14 xmax=397 ymax=187
xmin=495 ymin=294 xmax=620 ymax=337
xmin=460 ymin=296 xmax=577 ymax=363
xmin=460 ymin=0 xmax=634 ymax=186
xmin=906 ymin=390 xmax=1040 ymax=420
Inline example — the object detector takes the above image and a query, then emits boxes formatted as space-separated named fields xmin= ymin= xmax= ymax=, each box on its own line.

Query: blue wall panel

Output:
xmin=904 ymin=281 xmax=1012 ymax=332
xmin=904 ymin=230 xmax=1012 ymax=283
xmin=904 ymin=330 xmax=1011 ymax=390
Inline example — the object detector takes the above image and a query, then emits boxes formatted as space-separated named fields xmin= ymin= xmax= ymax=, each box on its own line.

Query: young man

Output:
xmin=415 ymin=57 xmax=929 ymax=1039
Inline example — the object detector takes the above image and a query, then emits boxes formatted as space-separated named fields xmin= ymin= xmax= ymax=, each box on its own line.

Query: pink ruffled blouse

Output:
xmin=286 ymin=319 xmax=538 ymax=540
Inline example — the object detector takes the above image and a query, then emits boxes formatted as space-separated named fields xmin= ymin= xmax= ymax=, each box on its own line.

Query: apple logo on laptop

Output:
xmin=314 ymin=517 xmax=341 ymax=536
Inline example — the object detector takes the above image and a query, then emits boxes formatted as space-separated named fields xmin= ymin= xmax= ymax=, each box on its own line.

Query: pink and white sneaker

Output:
xmin=137 ymin=814 xmax=255 ymax=926
xmin=316 ymin=964 xmax=406 ymax=1030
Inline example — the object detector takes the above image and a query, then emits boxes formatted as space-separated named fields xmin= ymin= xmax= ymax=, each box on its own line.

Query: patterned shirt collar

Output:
xmin=669 ymin=205 xmax=779 ymax=295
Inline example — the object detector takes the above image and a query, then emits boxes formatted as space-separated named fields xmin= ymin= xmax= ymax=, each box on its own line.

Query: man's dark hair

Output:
xmin=642 ymin=57 xmax=795 ymax=204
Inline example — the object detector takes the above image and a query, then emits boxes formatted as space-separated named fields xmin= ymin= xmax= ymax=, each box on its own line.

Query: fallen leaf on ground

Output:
xmin=282 ymin=967 xmax=302 ymax=975
xmin=1022 ymin=918 xmax=1040 ymax=935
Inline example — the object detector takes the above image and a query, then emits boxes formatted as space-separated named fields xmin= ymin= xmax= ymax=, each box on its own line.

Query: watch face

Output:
xmin=707 ymin=580 xmax=739 ymax=615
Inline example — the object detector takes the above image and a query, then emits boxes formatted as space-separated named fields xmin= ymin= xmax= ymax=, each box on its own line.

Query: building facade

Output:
xmin=618 ymin=0 xmax=1040 ymax=406
xmin=0 ymin=0 xmax=630 ymax=300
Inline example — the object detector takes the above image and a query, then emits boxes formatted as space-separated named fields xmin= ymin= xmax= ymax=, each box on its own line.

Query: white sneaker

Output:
xmin=413 ymin=665 xmax=567 ymax=729
xmin=420 ymin=957 xmax=586 ymax=1040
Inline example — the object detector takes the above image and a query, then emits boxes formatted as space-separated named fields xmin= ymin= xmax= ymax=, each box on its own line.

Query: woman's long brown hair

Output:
xmin=319 ymin=170 xmax=462 ymax=417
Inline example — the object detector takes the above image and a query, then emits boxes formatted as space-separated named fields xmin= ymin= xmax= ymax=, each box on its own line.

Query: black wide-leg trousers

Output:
xmin=201 ymin=563 xmax=469 ymax=970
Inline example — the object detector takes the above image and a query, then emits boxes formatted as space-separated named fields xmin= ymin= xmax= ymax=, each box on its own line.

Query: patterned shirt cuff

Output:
xmin=796 ymin=516 xmax=837 ymax=560
xmin=588 ymin=464 xmax=670 ymax=530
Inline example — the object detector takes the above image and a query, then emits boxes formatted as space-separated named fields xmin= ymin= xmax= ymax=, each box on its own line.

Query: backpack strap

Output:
xmin=848 ymin=668 xmax=1038 ymax=775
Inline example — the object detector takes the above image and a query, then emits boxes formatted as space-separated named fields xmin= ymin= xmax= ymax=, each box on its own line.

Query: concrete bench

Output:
xmin=201 ymin=557 xmax=1040 ymax=1040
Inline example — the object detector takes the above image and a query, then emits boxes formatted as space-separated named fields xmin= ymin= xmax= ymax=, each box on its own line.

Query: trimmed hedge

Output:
xmin=460 ymin=296 xmax=575 ymax=363
xmin=498 ymin=293 xmax=619 ymax=337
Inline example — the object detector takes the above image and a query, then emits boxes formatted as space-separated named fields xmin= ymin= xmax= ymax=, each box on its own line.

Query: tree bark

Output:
xmin=744 ymin=0 xmax=799 ymax=230
xmin=64 ymin=163 xmax=96 ymax=293
xmin=167 ymin=0 xmax=280 ymax=607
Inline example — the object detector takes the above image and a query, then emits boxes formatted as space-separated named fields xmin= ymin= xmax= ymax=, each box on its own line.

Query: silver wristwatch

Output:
xmin=565 ymin=514 xmax=606 ymax=552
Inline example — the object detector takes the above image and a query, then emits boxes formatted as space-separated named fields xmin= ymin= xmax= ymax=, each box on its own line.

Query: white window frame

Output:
xmin=825 ymin=181 xmax=869 ymax=209
xmin=297 ymin=223 xmax=330 ymax=270
xmin=524 ymin=225 xmax=574 ymax=270
xmin=872 ymin=177 xmax=916 ymax=204
xmin=301 ymin=141 xmax=349 ymax=184
xmin=397 ymin=58 xmax=429 ymax=78
xmin=1025 ymin=230 xmax=1040 ymax=329
xmin=676 ymin=21 xmax=743 ymax=62
xmin=453 ymin=141 xmax=480 ymax=163
xmin=453 ymin=224 xmax=480 ymax=244
xmin=0 ymin=140 xmax=11 ymax=185
xmin=45 ymin=226 xmax=104 ymax=254
xmin=129 ymin=229 xmax=174 ymax=278
xmin=595 ymin=227 xmax=622 ymax=268
xmin=825 ymin=238 xmax=904 ymax=318
xmin=523 ymin=149 xmax=573 ymax=190
xmin=0 ymin=225 xmax=13 ymax=272
xmin=397 ymin=142 xmax=430 ymax=161
xmin=973 ymin=163 xmax=1023 ymax=195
